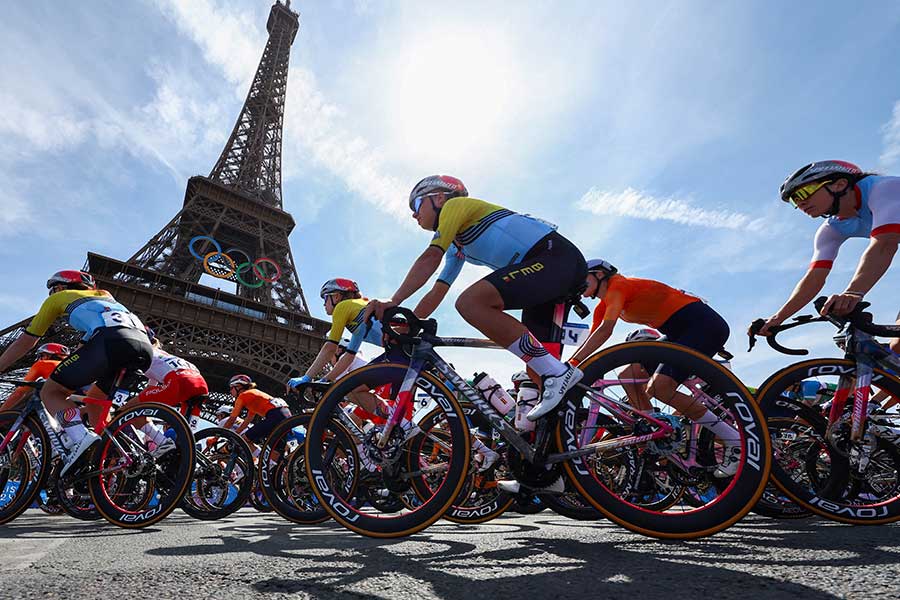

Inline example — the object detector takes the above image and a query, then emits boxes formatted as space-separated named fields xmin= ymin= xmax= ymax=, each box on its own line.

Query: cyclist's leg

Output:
xmin=618 ymin=363 xmax=654 ymax=411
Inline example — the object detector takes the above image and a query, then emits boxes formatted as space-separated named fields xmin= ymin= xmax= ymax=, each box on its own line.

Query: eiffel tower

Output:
xmin=0 ymin=0 xmax=328 ymax=399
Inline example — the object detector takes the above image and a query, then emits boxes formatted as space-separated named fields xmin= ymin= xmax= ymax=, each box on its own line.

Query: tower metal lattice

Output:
xmin=0 ymin=1 xmax=327 ymax=398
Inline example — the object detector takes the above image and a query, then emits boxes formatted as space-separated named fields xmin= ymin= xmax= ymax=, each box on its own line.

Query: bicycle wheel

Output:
xmin=558 ymin=341 xmax=771 ymax=539
xmin=181 ymin=427 xmax=254 ymax=520
xmin=305 ymin=363 xmax=470 ymax=538
xmin=0 ymin=411 xmax=51 ymax=525
xmin=757 ymin=358 xmax=900 ymax=524
xmin=412 ymin=408 xmax=514 ymax=525
xmin=52 ymin=459 xmax=101 ymax=521
xmin=88 ymin=403 xmax=195 ymax=528
xmin=260 ymin=414 xmax=356 ymax=525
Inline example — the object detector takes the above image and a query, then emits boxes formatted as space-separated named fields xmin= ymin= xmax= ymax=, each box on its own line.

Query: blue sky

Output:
xmin=2 ymin=0 xmax=900 ymax=388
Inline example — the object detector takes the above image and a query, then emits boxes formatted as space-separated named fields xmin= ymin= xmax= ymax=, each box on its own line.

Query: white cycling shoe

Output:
xmin=497 ymin=476 xmax=565 ymax=495
xmin=714 ymin=442 xmax=742 ymax=478
xmin=476 ymin=449 xmax=500 ymax=473
xmin=60 ymin=431 xmax=101 ymax=477
xmin=526 ymin=365 xmax=583 ymax=421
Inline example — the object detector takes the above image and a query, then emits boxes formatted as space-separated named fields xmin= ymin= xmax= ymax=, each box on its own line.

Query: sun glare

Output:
xmin=386 ymin=29 xmax=520 ymax=167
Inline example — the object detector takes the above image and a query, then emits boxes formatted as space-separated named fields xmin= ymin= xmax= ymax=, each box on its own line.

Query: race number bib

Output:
xmin=563 ymin=322 xmax=589 ymax=346
xmin=101 ymin=310 xmax=144 ymax=330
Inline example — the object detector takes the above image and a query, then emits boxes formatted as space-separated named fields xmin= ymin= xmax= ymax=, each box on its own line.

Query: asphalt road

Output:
xmin=1 ymin=509 xmax=898 ymax=599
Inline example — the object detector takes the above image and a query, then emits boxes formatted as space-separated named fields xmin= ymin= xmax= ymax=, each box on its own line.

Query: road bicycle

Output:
xmin=304 ymin=307 xmax=770 ymax=539
xmin=0 ymin=373 xmax=195 ymax=528
xmin=750 ymin=297 xmax=900 ymax=524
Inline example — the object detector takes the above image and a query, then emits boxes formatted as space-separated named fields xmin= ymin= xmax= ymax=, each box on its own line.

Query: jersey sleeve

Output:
xmin=590 ymin=301 xmax=607 ymax=332
xmin=326 ymin=301 xmax=354 ymax=343
xmin=810 ymin=221 xmax=847 ymax=270
xmin=22 ymin=363 xmax=43 ymax=383
xmin=25 ymin=295 xmax=65 ymax=337
xmin=868 ymin=179 xmax=900 ymax=237
xmin=436 ymin=244 xmax=465 ymax=286
xmin=230 ymin=394 xmax=245 ymax=419
xmin=429 ymin=198 xmax=477 ymax=253
xmin=345 ymin=324 xmax=367 ymax=354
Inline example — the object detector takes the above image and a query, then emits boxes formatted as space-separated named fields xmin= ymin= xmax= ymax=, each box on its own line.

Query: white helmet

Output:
xmin=626 ymin=328 xmax=661 ymax=342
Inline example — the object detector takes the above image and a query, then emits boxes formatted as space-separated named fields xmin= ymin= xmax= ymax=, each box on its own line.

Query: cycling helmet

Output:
xmin=586 ymin=259 xmax=617 ymax=277
xmin=780 ymin=161 xmax=864 ymax=216
xmin=46 ymin=270 xmax=94 ymax=290
xmin=228 ymin=374 xmax=253 ymax=388
xmin=625 ymin=328 xmax=661 ymax=342
xmin=511 ymin=371 xmax=531 ymax=385
xmin=408 ymin=175 xmax=468 ymax=212
xmin=320 ymin=278 xmax=359 ymax=299
xmin=215 ymin=403 xmax=234 ymax=416
xmin=36 ymin=343 xmax=70 ymax=358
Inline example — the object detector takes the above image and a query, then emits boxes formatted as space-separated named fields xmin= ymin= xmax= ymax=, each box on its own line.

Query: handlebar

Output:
xmin=379 ymin=306 xmax=437 ymax=346
xmin=749 ymin=296 xmax=900 ymax=356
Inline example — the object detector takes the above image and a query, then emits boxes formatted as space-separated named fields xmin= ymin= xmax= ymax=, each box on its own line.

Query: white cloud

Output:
xmin=880 ymin=100 xmax=900 ymax=171
xmin=576 ymin=187 xmax=765 ymax=231
xmin=0 ymin=93 xmax=89 ymax=154
xmin=0 ymin=193 xmax=30 ymax=236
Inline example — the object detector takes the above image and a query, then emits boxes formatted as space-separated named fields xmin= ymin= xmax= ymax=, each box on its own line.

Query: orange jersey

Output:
xmin=24 ymin=359 xmax=60 ymax=382
xmin=232 ymin=388 xmax=276 ymax=420
xmin=591 ymin=275 xmax=699 ymax=330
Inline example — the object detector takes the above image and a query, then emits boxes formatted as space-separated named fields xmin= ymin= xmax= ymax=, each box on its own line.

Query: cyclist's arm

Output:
xmin=841 ymin=232 xmax=900 ymax=297
xmin=415 ymin=245 xmax=464 ymax=318
xmin=769 ymin=267 xmax=829 ymax=324
xmin=0 ymin=333 xmax=39 ymax=373
xmin=304 ymin=340 xmax=338 ymax=379
xmin=329 ymin=352 xmax=356 ymax=380
xmin=569 ymin=319 xmax=616 ymax=365
xmin=390 ymin=246 xmax=444 ymax=305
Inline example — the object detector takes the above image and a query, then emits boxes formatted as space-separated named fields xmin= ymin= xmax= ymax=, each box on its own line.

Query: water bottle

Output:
xmin=514 ymin=382 xmax=540 ymax=432
xmin=473 ymin=373 xmax=515 ymax=416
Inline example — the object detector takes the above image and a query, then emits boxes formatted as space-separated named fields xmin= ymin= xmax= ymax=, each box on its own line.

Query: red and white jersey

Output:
xmin=145 ymin=349 xmax=200 ymax=385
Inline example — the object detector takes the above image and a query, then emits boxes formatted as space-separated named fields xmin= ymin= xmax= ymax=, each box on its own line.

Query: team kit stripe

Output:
xmin=809 ymin=260 xmax=834 ymax=270
xmin=518 ymin=332 xmax=549 ymax=359
xmin=455 ymin=209 xmax=513 ymax=245
xmin=872 ymin=223 xmax=900 ymax=237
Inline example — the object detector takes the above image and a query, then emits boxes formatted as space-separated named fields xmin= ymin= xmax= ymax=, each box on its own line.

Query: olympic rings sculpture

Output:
xmin=188 ymin=236 xmax=282 ymax=289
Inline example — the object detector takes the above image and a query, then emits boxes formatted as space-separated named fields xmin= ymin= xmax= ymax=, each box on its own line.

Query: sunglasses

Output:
xmin=410 ymin=192 xmax=443 ymax=215
xmin=789 ymin=180 xmax=832 ymax=207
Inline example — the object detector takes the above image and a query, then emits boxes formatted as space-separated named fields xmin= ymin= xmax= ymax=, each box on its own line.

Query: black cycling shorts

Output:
xmin=245 ymin=407 xmax=291 ymax=443
xmin=482 ymin=231 xmax=587 ymax=349
xmin=654 ymin=301 xmax=730 ymax=381
xmin=51 ymin=326 xmax=153 ymax=394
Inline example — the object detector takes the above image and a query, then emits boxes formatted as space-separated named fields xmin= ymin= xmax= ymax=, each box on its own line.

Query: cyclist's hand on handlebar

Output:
xmin=363 ymin=299 xmax=397 ymax=323
xmin=751 ymin=316 xmax=782 ymax=337
xmin=287 ymin=375 xmax=311 ymax=390
xmin=820 ymin=292 xmax=863 ymax=317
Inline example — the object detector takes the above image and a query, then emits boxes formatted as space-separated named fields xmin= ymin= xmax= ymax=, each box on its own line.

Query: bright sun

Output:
xmin=386 ymin=29 xmax=520 ymax=167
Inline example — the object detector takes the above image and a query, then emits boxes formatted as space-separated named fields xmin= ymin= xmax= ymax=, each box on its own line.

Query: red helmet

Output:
xmin=36 ymin=343 xmax=70 ymax=358
xmin=408 ymin=175 xmax=468 ymax=211
xmin=228 ymin=374 xmax=253 ymax=388
xmin=46 ymin=270 xmax=94 ymax=290
xmin=320 ymin=278 xmax=359 ymax=299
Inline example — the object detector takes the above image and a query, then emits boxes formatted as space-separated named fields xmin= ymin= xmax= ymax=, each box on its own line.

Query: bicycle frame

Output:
xmin=378 ymin=335 xmax=680 ymax=469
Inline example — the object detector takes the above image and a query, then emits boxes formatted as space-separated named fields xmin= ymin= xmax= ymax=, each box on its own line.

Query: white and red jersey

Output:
xmin=810 ymin=176 xmax=900 ymax=270
xmin=145 ymin=349 xmax=200 ymax=386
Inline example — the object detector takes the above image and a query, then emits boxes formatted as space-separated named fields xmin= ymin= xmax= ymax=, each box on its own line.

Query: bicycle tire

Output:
xmin=0 ymin=411 xmax=51 ymax=526
xmin=412 ymin=408 xmax=514 ymax=525
xmin=558 ymin=341 xmax=771 ymax=539
xmin=181 ymin=427 xmax=254 ymax=521
xmin=305 ymin=363 xmax=470 ymax=538
xmin=259 ymin=414 xmax=357 ymax=525
xmin=757 ymin=358 xmax=900 ymax=524
xmin=89 ymin=403 xmax=195 ymax=528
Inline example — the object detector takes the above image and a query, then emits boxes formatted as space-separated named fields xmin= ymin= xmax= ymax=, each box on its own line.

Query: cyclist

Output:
xmin=755 ymin=161 xmax=900 ymax=353
xmin=0 ymin=342 xmax=70 ymax=412
xmin=364 ymin=175 xmax=587 ymax=431
xmin=566 ymin=260 xmax=740 ymax=476
xmin=288 ymin=279 xmax=410 ymax=423
xmin=0 ymin=270 xmax=152 ymax=475
xmin=119 ymin=328 xmax=209 ymax=450
xmin=222 ymin=374 xmax=290 ymax=452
